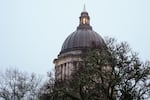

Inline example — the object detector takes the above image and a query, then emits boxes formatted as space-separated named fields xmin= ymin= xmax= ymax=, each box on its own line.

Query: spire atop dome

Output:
xmin=83 ymin=4 xmax=86 ymax=12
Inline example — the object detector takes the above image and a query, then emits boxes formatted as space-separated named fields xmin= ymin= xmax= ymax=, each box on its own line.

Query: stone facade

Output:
xmin=53 ymin=50 xmax=82 ymax=81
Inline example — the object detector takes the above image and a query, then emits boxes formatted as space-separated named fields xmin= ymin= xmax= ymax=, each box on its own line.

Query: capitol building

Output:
xmin=53 ymin=7 xmax=105 ymax=82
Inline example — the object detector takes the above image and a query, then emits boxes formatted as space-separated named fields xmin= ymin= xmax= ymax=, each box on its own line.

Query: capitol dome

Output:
xmin=60 ymin=10 xmax=105 ymax=54
xmin=54 ymin=7 xmax=106 ymax=82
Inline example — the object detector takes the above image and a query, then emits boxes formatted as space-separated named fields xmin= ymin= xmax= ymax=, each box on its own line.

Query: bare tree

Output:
xmin=39 ymin=71 xmax=55 ymax=100
xmin=0 ymin=68 xmax=42 ymax=100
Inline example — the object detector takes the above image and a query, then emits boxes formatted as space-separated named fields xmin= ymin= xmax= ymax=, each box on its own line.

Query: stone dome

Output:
xmin=60 ymin=29 xmax=105 ymax=54
xmin=60 ymin=11 xmax=105 ymax=54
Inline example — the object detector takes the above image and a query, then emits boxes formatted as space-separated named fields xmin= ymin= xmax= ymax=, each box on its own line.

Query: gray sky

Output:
xmin=0 ymin=0 xmax=150 ymax=76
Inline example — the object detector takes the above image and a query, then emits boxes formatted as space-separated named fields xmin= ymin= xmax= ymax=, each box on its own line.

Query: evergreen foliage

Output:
xmin=41 ymin=37 xmax=150 ymax=100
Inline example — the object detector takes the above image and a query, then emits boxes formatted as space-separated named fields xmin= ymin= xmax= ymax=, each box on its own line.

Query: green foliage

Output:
xmin=43 ymin=37 xmax=150 ymax=100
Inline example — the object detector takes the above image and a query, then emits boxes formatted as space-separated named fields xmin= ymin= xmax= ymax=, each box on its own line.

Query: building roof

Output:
xmin=60 ymin=10 xmax=105 ymax=54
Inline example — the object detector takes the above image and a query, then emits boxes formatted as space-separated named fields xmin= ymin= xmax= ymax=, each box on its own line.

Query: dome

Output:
xmin=60 ymin=10 xmax=105 ymax=54
xmin=60 ymin=29 xmax=105 ymax=54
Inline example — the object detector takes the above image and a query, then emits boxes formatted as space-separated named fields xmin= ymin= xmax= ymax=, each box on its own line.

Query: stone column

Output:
xmin=59 ymin=65 xmax=61 ymax=80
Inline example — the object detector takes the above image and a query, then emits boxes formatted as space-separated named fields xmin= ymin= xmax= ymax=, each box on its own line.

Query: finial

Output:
xmin=83 ymin=4 xmax=86 ymax=12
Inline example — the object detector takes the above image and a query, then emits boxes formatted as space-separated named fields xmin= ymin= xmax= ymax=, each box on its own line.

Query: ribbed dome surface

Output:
xmin=60 ymin=10 xmax=105 ymax=54
xmin=60 ymin=29 xmax=105 ymax=54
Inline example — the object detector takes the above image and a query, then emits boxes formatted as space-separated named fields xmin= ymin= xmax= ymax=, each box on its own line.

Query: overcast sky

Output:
xmin=0 ymin=0 xmax=150 ymax=76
